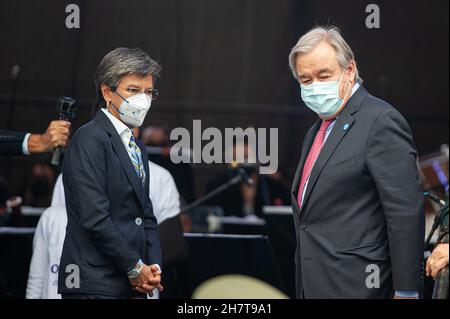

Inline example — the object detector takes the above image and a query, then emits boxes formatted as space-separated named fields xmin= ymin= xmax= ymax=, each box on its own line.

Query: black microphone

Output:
xmin=230 ymin=161 xmax=255 ymax=186
xmin=51 ymin=96 xmax=77 ymax=166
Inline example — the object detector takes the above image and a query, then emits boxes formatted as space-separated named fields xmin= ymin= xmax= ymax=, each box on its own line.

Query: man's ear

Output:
xmin=101 ymin=84 xmax=113 ymax=105
xmin=347 ymin=60 xmax=357 ymax=84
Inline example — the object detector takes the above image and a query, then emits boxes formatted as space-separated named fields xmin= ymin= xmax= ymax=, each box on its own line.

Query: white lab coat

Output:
xmin=26 ymin=161 xmax=180 ymax=299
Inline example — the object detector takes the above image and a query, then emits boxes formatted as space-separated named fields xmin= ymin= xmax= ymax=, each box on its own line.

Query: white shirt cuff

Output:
xmin=22 ymin=133 xmax=31 ymax=155
xmin=395 ymin=290 xmax=419 ymax=298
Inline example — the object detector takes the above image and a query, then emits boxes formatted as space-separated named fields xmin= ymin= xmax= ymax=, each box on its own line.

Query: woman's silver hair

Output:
xmin=289 ymin=26 xmax=362 ymax=83
xmin=95 ymin=47 xmax=161 ymax=108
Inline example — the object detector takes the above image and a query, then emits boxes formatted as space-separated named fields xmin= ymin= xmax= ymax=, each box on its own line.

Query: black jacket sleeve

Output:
xmin=0 ymin=129 xmax=27 ymax=156
xmin=366 ymin=109 xmax=425 ymax=291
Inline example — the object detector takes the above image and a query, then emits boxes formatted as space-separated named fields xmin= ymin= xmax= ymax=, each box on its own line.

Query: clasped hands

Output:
xmin=129 ymin=264 xmax=164 ymax=297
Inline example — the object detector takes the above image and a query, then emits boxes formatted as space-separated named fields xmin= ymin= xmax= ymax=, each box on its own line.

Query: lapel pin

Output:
xmin=343 ymin=123 xmax=350 ymax=131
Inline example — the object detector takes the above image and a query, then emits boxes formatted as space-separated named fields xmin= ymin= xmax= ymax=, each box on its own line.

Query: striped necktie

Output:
xmin=129 ymin=135 xmax=146 ymax=186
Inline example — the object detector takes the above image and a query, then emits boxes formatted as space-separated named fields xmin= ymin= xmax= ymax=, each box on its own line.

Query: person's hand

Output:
xmin=130 ymin=264 xmax=163 ymax=295
xmin=28 ymin=120 xmax=71 ymax=153
xmin=426 ymin=243 xmax=449 ymax=279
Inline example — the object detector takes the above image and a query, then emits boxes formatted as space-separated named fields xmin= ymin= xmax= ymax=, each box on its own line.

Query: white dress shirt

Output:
xmin=101 ymin=108 xmax=135 ymax=162
xmin=148 ymin=161 xmax=181 ymax=224
xmin=26 ymin=205 xmax=67 ymax=299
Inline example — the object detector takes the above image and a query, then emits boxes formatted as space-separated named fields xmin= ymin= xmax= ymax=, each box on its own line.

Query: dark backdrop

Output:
xmin=0 ymin=0 xmax=448 ymax=196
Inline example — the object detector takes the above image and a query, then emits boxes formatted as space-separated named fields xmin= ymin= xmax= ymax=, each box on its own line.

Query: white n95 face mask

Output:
xmin=111 ymin=92 xmax=152 ymax=127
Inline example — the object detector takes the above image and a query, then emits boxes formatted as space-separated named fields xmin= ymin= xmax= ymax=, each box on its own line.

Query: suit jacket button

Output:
xmin=300 ymin=224 xmax=307 ymax=231
xmin=135 ymin=217 xmax=142 ymax=226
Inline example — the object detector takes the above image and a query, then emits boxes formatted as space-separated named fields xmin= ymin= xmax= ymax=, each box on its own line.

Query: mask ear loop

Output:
xmin=114 ymin=91 xmax=129 ymax=103
xmin=325 ymin=67 xmax=352 ymax=120
xmin=108 ymin=90 xmax=128 ymax=116
xmin=338 ymin=66 xmax=352 ymax=101
xmin=109 ymin=100 xmax=124 ymax=116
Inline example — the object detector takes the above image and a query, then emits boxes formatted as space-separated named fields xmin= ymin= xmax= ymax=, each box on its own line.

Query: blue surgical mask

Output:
xmin=300 ymin=71 xmax=347 ymax=118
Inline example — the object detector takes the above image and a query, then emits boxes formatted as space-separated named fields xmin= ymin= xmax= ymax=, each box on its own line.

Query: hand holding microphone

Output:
xmin=51 ymin=96 xmax=76 ymax=165
xmin=27 ymin=120 xmax=71 ymax=154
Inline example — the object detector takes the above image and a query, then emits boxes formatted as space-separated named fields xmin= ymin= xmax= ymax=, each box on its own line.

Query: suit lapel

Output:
xmin=94 ymin=111 xmax=146 ymax=210
xmin=110 ymin=134 xmax=147 ymax=209
xmin=300 ymin=110 xmax=355 ymax=215
xmin=138 ymin=139 xmax=150 ymax=201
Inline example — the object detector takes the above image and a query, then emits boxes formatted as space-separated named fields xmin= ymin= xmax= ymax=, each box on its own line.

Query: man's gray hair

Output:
xmin=95 ymin=47 xmax=161 ymax=108
xmin=289 ymin=26 xmax=362 ymax=83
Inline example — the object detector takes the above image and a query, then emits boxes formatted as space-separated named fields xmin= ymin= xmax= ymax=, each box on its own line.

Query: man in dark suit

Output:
xmin=58 ymin=47 xmax=163 ymax=298
xmin=0 ymin=121 xmax=70 ymax=156
xmin=288 ymin=26 xmax=424 ymax=299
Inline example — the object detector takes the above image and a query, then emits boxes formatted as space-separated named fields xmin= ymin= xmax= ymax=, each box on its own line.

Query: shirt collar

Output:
xmin=101 ymin=108 xmax=130 ymax=137
xmin=351 ymin=82 xmax=360 ymax=97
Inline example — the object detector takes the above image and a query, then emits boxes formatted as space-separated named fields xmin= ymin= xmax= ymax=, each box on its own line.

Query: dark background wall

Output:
xmin=0 ymin=0 xmax=448 ymax=196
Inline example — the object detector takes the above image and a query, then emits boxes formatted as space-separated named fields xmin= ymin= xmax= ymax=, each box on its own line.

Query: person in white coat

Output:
xmin=26 ymin=161 xmax=181 ymax=299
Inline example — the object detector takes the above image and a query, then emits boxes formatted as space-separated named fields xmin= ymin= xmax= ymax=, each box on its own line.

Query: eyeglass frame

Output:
xmin=112 ymin=85 xmax=159 ymax=101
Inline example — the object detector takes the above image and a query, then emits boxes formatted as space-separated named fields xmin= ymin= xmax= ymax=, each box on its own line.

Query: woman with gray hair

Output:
xmin=58 ymin=47 xmax=164 ymax=299
xmin=95 ymin=47 xmax=161 ymax=123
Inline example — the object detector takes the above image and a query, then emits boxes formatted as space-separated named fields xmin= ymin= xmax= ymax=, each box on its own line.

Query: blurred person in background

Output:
xmin=23 ymin=162 xmax=56 ymax=207
xmin=141 ymin=125 xmax=196 ymax=205
xmin=205 ymin=141 xmax=290 ymax=218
